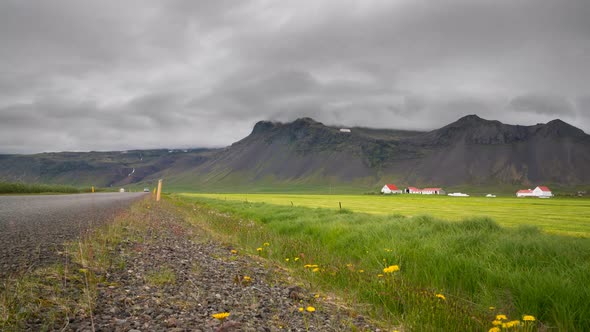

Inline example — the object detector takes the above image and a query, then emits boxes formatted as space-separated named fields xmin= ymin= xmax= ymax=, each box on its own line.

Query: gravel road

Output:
xmin=0 ymin=192 xmax=147 ymax=277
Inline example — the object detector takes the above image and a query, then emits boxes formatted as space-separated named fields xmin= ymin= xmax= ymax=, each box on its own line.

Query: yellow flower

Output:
xmin=230 ymin=249 xmax=238 ymax=254
xmin=298 ymin=307 xmax=304 ymax=312
xmin=212 ymin=312 xmax=230 ymax=320
xmin=488 ymin=328 xmax=500 ymax=332
xmin=496 ymin=314 xmax=508 ymax=321
xmin=285 ymin=258 xmax=290 ymax=262
xmin=256 ymin=247 xmax=263 ymax=252
xmin=383 ymin=265 xmax=400 ymax=273
xmin=346 ymin=263 xmax=353 ymax=267
xmin=243 ymin=276 xmax=252 ymax=282
xmin=492 ymin=320 xmax=502 ymax=326
xmin=79 ymin=268 xmax=89 ymax=274
xmin=523 ymin=315 xmax=535 ymax=321
xmin=263 ymin=242 xmax=270 ymax=246
xmin=314 ymin=294 xmax=320 ymax=298
xmin=489 ymin=306 xmax=495 ymax=311
xmin=294 ymin=257 xmax=300 ymax=261
xmin=358 ymin=270 xmax=365 ymax=273
xmin=306 ymin=306 xmax=316 ymax=312
xmin=377 ymin=274 xmax=384 ymax=278
xmin=312 ymin=267 xmax=320 ymax=272
xmin=505 ymin=320 xmax=520 ymax=328
xmin=435 ymin=293 xmax=446 ymax=301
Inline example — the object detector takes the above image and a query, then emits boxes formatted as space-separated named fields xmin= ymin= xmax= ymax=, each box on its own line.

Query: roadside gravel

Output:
xmin=69 ymin=201 xmax=381 ymax=332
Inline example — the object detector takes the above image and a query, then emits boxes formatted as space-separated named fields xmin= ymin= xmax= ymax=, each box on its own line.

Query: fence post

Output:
xmin=91 ymin=186 xmax=94 ymax=193
xmin=339 ymin=202 xmax=342 ymax=210
xmin=156 ymin=179 xmax=162 ymax=202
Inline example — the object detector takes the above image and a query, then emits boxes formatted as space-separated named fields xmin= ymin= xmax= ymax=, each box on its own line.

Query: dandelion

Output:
xmin=304 ymin=264 xmax=312 ymax=268
xmin=358 ymin=270 xmax=364 ymax=273
xmin=435 ymin=293 xmax=446 ymax=301
xmin=489 ymin=306 xmax=495 ymax=311
xmin=314 ymin=294 xmax=320 ymax=298
xmin=212 ymin=312 xmax=230 ymax=320
xmin=492 ymin=320 xmax=502 ymax=326
xmin=346 ymin=263 xmax=353 ymax=268
xmin=306 ymin=306 xmax=316 ymax=312
xmin=505 ymin=320 xmax=520 ymax=328
xmin=256 ymin=247 xmax=263 ymax=252
xmin=496 ymin=314 xmax=508 ymax=321
xmin=383 ymin=265 xmax=400 ymax=273
xmin=285 ymin=258 xmax=290 ymax=262
xmin=294 ymin=257 xmax=300 ymax=261
xmin=377 ymin=274 xmax=384 ymax=278
xmin=243 ymin=276 xmax=252 ymax=282
xmin=230 ymin=249 xmax=238 ymax=254
xmin=312 ymin=268 xmax=320 ymax=272
xmin=298 ymin=307 xmax=304 ymax=313
xmin=488 ymin=328 xmax=500 ymax=332
xmin=263 ymin=242 xmax=270 ymax=246
xmin=523 ymin=315 xmax=535 ymax=321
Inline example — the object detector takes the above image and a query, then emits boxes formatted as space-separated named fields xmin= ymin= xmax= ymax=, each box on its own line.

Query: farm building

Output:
xmin=421 ymin=187 xmax=446 ymax=195
xmin=405 ymin=187 xmax=422 ymax=194
xmin=381 ymin=184 xmax=402 ymax=194
xmin=516 ymin=186 xmax=553 ymax=198
xmin=339 ymin=128 xmax=351 ymax=133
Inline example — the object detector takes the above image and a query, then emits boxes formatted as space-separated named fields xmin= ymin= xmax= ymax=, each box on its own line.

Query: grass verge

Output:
xmin=173 ymin=194 xmax=590 ymax=331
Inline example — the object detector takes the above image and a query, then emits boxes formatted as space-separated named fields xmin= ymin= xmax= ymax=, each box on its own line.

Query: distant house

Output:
xmin=421 ymin=187 xmax=446 ymax=195
xmin=448 ymin=192 xmax=469 ymax=197
xmin=381 ymin=184 xmax=402 ymax=194
xmin=405 ymin=187 xmax=422 ymax=194
xmin=516 ymin=189 xmax=534 ymax=197
xmin=517 ymin=186 xmax=553 ymax=198
xmin=339 ymin=128 xmax=351 ymax=133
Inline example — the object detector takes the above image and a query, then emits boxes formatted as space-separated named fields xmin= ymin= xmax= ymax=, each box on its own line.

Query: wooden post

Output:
xmin=156 ymin=179 xmax=162 ymax=202
xmin=291 ymin=201 xmax=293 ymax=207
xmin=339 ymin=202 xmax=342 ymax=210
xmin=91 ymin=186 xmax=94 ymax=193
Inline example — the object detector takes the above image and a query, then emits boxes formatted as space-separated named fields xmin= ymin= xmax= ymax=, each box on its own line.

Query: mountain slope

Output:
xmin=1 ymin=115 xmax=588 ymax=192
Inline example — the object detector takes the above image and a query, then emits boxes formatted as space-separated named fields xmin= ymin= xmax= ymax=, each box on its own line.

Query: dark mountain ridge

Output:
xmin=1 ymin=115 xmax=588 ymax=191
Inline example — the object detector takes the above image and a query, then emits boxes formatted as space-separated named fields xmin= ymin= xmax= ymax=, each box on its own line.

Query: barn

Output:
xmin=405 ymin=187 xmax=422 ymax=194
xmin=381 ymin=184 xmax=402 ymax=194
xmin=533 ymin=186 xmax=553 ymax=198
xmin=421 ymin=187 xmax=446 ymax=195
xmin=516 ymin=189 xmax=534 ymax=197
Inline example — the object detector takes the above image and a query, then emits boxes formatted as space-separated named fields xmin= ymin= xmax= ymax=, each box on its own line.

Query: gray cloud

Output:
xmin=1 ymin=0 xmax=589 ymax=154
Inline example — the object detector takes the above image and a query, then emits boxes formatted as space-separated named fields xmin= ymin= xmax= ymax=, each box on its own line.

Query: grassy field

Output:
xmin=174 ymin=193 xmax=590 ymax=330
xmin=183 ymin=193 xmax=590 ymax=237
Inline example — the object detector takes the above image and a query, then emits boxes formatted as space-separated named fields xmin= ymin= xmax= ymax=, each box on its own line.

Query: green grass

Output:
xmin=174 ymin=194 xmax=590 ymax=330
xmin=185 ymin=193 xmax=590 ymax=237
xmin=0 ymin=181 xmax=112 ymax=194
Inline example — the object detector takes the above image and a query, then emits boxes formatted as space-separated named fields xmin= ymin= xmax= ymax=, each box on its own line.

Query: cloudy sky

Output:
xmin=1 ymin=0 xmax=589 ymax=153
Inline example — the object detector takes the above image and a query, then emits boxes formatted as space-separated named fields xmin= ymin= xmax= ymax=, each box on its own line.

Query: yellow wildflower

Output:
xmin=492 ymin=320 xmax=502 ymax=326
xmin=230 ymin=249 xmax=238 ymax=254
xmin=298 ymin=307 xmax=304 ymax=312
xmin=256 ymin=247 xmax=263 ymax=252
xmin=304 ymin=264 xmax=312 ymax=268
xmin=212 ymin=312 xmax=230 ymax=320
xmin=488 ymin=328 xmax=500 ymax=332
xmin=496 ymin=314 xmax=508 ymax=321
xmin=294 ymin=257 xmax=300 ymax=261
xmin=312 ymin=267 xmax=320 ymax=272
xmin=505 ymin=320 xmax=520 ymax=328
xmin=306 ymin=306 xmax=316 ymax=312
xmin=263 ymin=242 xmax=270 ymax=246
xmin=314 ymin=294 xmax=320 ymax=298
xmin=285 ymin=258 xmax=290 ymax=262
xmin=523 ymin=315 xmax=535 ymax=321
xmin=489 ymin=306 xmax=495 ymax=311
xmin=358 ymin=270 xmax=364 ymax=273
xmin=383 ymin=265 xmax=400 ymax=273
xmin=377 ymin=274 xmax=384 ymax=278
xmin=435 ymin=293 xmax=446 ymax=301
xmin=243 ymin=276 xmax=252 ymax=282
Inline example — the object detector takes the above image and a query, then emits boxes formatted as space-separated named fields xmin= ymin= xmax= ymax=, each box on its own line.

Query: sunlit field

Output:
xmin=183 ymin=193 xmax=590 ymax=237
xmin=174 ymin=194 xmax=590 ymax=330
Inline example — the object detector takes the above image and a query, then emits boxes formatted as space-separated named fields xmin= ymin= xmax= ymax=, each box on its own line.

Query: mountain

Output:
xmin=1 ymin=115 xmax=589 ymax=192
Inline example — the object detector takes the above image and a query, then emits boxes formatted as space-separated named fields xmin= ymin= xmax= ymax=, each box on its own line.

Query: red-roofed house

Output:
xmin=405 ymin=187 xmax=422 ymax=194
xmin=516 ymin=189 xmax=534 ymax=197
xmin=533 ymin=186 xmax=553 ymax=197
xmin=421 ymin=187 xmax=446 ymax=195
xmin=381 ymin=184 xmax=402 ymax=194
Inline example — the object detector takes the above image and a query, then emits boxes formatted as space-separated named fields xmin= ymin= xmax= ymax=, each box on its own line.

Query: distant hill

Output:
xmin=1 ymin=115 xmax=589 ymax=193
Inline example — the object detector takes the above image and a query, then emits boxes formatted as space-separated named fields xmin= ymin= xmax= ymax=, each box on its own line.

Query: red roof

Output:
xmin=407 ymin=187 xmax=420 ymax=191
xmin=537 ymin=186 xmax=551 ymax=192
xmin=422 ymin=188 xmax=443 ymax=191
xmin=517 ymin=189 xmax=533 ymax=194
xmin=385 ymin=184 xmax=399 ymax=190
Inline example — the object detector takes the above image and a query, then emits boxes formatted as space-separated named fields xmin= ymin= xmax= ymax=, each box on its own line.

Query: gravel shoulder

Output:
xmin=3 ymin=198 xmax=383 ymax=331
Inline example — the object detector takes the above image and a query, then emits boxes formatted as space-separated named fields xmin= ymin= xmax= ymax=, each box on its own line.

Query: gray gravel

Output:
xmin=0 ymin=192 xmax=147 ymax=277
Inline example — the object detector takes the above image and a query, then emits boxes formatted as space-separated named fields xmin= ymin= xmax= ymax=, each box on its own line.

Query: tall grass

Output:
xmin=176 ymin=195 xmax=590 ymax=330
xmin=0 ymin=181 xmax=112 ymax=194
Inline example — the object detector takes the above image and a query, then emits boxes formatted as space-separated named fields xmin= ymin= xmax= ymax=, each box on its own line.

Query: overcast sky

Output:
xmin=1 ymin=0 xmax=589 ymax=153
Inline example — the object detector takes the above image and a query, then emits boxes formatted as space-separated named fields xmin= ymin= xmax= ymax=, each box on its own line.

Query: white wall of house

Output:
xmin=381 ymin=185 xmax=392 ymax=194
xmin=533 ymin=187 xmax=553 ymax=197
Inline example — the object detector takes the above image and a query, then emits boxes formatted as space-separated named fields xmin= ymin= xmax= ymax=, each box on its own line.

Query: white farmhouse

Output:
xmin=533 ymin=186 xmax=553 ymax=198
xmin=405 ymin=187 xmax=422 ymax=194
xmin=421 ymin=187 xmax=446 ymax=195
xmin=381 ymin=184 xmax=402 ymax=194
xmin=339 ymin=128 xmax=351 ymax=133
xmin=516 ymin=189 xmax=534 ymax=197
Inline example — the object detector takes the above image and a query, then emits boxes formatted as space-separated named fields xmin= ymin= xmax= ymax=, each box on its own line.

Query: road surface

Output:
xmin=0 ymin=192 xmax=147 ymax=277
